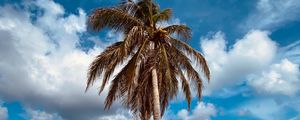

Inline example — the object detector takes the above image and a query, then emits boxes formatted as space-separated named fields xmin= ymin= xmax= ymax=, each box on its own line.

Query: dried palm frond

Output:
xmin=135 ymin=0 xmax=159 ymax=24
xmin=88 ymin=8 xmax=143 ymax=32
xmin=104 ymin=40 xmax=149 ymax=110
xmin=153 ymin=8 xmax=172 ymax=23
xmin=170 ymin=37 xmax=210 ymax=80
xmin=163 ymin=25 xmax=192 ymax=40
xmin=129 ymin=48 xmax=156 ymax=119
xmin=86 ymin=41 xmax=125 ymax=92
xmin=86 ymin=26 xmax=146 ymax=94
xmin=167 ymin=44 xmax=204 ymax=99
xmin=119 ymin=0 xmax=140 ymax=16
xmin=178 ymin=69 xmax=192 ymax=110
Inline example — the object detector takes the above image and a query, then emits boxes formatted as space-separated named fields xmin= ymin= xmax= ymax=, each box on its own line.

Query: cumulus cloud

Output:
xmin=248 ymin=59 xmax=300 ymax=96
xmin=177 ymin=102 xmax=217 ymax=120
xmin=201 ymin=30 xmax=277 ymax=94
xmin=241 ymin=0 xmax=300 ymax=30
xmin=235 ymin=97 xmax=300 ymax=120
xmin=200 ymin=30 xmax=300 ymax=96
xmin=236 ymin=98 xmax=281 ymax=120
xmin=0 ymin=0 xmax=126 ymax=120
xmin=26 ymin=109 xmax=63 ymax=120
xmin=95 ymin=110 xmax=131 ymax=120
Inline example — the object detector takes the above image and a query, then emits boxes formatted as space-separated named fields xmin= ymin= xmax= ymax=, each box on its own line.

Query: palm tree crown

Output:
xmin=86 ymin=0 xmax=210 ymax=119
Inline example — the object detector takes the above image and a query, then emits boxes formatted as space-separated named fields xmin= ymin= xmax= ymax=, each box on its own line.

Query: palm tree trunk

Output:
xmin=151 ymin=68 xmax=161 ymax=120
xmin=150 ymin=42 xmax=161 ymax=120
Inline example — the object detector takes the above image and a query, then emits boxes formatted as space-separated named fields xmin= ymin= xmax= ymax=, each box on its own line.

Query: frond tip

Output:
xmin=86 ymin=41 xmax=125 ymax=92
xmin=163 ymin=25 xmax=192 ymax=40
xmin=170 ymin=38 xmax=210 ymax=80
xmin=153 ymin=8 xmax=172 ymax=23
xmin=88 ymin=8 xmax=143 ymax=32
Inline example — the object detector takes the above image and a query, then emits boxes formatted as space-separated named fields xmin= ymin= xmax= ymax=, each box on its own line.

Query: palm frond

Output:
xmin=88 ymin=8 xmax=143 ymax=32
xmin=158 ymin=44 xmax=172 ymax=115
xmin=134 ymin=1 xmax=159 ymax=25
xmin=160 ymin=44 xmax=172 ymax=90
xmin=118 ymin=0 xmax=139 ymax=15
xmin=156 ymin=43 xmax=179 ymax=115
xmin=163 ymin=25 xmax=192 ymax=40
xmin=104 ymin=40 xmax=149 ymax=110
xmin=153 ymin=8 xmax=172 ymax=23
xmin=127 ymin=48 xmax=157 ymax=119
xmin=86 ymin=41 xmax=124 ymax=92
xmin=87 ymin=26 xmax=146 ymax=94
xmin=124 ymin=26 xmax=145 ymax=55
xmin=167 ymin=44 xmax=204 ymax=99
xmin=178 ymin=69 xmax=192 ymax=111
xmin=100 ymin=59 xmax=119 ymax=94
xmin=170 ymin=38 xmax=210 ymax=80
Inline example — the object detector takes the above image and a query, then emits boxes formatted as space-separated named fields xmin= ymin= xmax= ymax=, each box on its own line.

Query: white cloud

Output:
xmin=199 ymin=30 xmax=300 ymax=119
xmin=95 ymin=110 xmax=131 ymax=120
xmin=235 ymin=96 xmax=300 ymax=120
xmin=237 ymin=98 xmax=281 ymax=120
xmin=0 ymin=105 xmax=8 ymax=120
xmin=201 ymin=30 xmax=277 ymax=95
xmin=26 ymin=109 xmax=64 ymax=120
xmin=0 ymin=0 xmax=125 ymax=120
xmin=177 ymin=102 xmax=217 ymax=120
xmin=234 ymin=96 xmax=300 ymax=120
xmin=248 ymin=59 xmax=300 ymax=96
xmin=200 ymin=30 xmax=300 ymax=97
xmin=241 ymin=0 xmax=300 ymax=30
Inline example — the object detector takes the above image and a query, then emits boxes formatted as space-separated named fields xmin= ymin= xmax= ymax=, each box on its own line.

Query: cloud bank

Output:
xmin=201 ymin=30 xmax=300 ymax=96
xmin=199 ymin=29 xmax=300 ymax=119
xmin=0 ymin=0 xmax=127 ymax=119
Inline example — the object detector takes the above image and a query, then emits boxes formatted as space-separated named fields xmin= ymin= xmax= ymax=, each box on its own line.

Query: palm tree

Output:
xmin=85 ymin=0 xmax=210 ymax=120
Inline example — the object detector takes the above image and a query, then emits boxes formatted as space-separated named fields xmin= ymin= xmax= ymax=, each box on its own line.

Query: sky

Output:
xmin=0 ymin=0 xmax=300 ymax=120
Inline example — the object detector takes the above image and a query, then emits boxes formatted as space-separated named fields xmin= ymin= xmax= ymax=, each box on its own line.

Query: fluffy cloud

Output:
xmin=249 ymin=59 xmax=300 ymax=96
xmin=26 ymin=109 xmax=63 ymax=120
xmin=177 ymin=102 xmax=217 ymax=120
xmin=95 ymin=110 xmax=131 ymax=120
xmin=236 ymin=98 xmax=281 ymax=120
xmin=201 ymin=30 xmax=277 ymax=94
xmin=200 ymin=30 xmax=300 ymax=96
xmin=242 ymin=0 xmax=300 ymax=30
xmin=235 ymin=97 xmax=300 ymax=120
xmin=0 ymin=0 xmax=126 ymax=120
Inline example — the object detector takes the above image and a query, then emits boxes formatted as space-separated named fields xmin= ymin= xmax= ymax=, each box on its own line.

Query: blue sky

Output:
xmin=0 ymin=0 xmax=299 ymax=120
